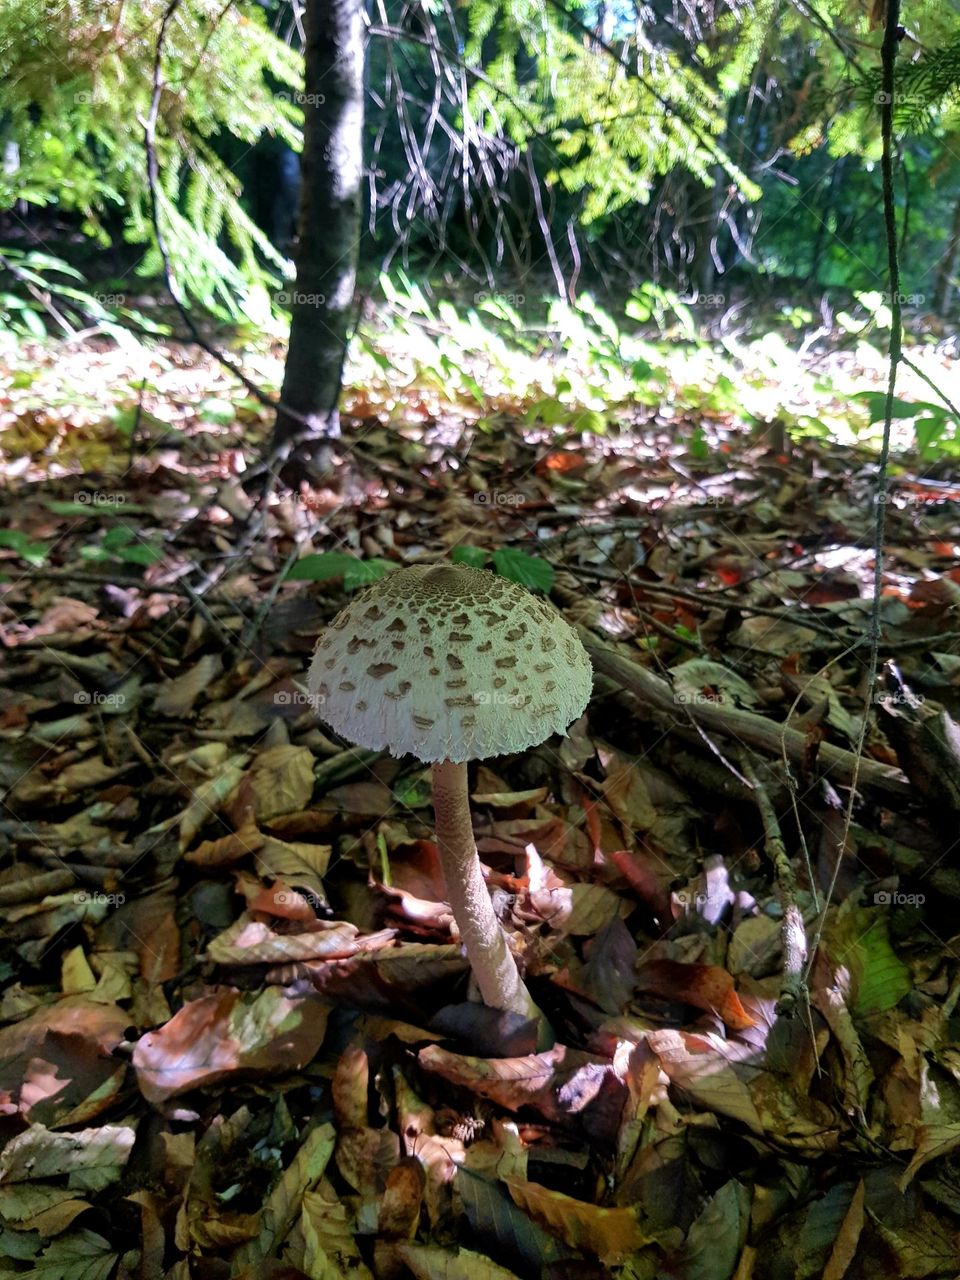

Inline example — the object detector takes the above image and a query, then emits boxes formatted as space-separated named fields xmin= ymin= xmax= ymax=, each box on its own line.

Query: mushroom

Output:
xmin=307 ymin=562 xmax=593 ymax=1029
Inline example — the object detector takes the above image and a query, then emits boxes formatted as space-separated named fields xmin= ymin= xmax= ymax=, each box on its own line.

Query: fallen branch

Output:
xmin=576 ymin=625 xmax=911 ymax=799
xmin=741 ymin=757 xmax=808 ymax=1016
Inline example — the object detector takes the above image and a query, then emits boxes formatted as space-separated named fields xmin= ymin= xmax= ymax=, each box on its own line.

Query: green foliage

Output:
xmin=80 ymin=527 xmax=164 ymax=567
xmin=285 ymin=553 xmax=395 ymax=591
xmin=0 ymin=528 xmax=48 ymax=567
xmin=463 ymin=0 xmax=759 ymax=221
xmin=452 ymin=545 xmax=554 ymax=591
xmin=0 ymin=0 xmax=302 ymax=317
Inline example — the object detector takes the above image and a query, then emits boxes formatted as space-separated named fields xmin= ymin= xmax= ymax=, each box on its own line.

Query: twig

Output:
xmin=900 ymin=351 xmax=960 ymax=422
xmin=563 ymin=563 xmax=847 ymax=641
xmin=239 ymin=540 xmax=304 ymax=651
xmin=804 ymin=0 xmax=903 ymax=987
xmin=741 ymin=757 xmax=809 ymax=1016
xmin=576 ymin=624 xmax=912 ymax=799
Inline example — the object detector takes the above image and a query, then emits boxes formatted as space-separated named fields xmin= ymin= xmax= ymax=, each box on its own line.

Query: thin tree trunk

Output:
xmin=272 ymin=0 xmax=364 ymax=470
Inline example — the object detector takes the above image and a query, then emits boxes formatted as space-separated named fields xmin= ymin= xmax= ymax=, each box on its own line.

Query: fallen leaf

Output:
xmin=504 ymin=1176 xmax=651 ymax=1263
xmin=133 ymin=987 xmax=329 ymax=1104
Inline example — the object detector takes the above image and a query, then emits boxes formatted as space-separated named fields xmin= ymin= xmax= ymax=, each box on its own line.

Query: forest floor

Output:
xmin=1 ymin=318 xmax=960 ymax=1279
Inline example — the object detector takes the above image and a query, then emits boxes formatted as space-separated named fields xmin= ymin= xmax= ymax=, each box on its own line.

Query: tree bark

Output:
xmin=272 ymin=0 xmax=364 ymax=471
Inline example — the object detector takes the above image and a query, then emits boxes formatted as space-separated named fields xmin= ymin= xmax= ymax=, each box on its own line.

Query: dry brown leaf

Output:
xmin=230 ymin=744 xmax=316 ymax=824
xmin=332 ymin=1044 xmax=370 ymax=1129
xmin=637 ymin=960 xmax=756 ymax=1031
xmin=335 ymin=1126 xmax=401 ymax=1196
xmin=154 ymin=653 xmax=223 ymax=717
xmin=418 ymin=1044 xmax=627 ymax=1143
xmin=207 ymin=914 xmax=361 ymax=965
xmin=0 ymin=997 xmax=129 ymax=1124
xmin=822 ymin=1178 xmax=865 ymax=1280
xmin=185 ymin=818 xmax=265 ymax=868
xmin=133 ymin=987 xmax=329 ymax=1104
xmin=393 ymin=1242 xmax=522 ymax=1280
xmin=644 ymin=1029 xmax=764 ymax=1134
xmin=302 ymin=1177 xmax=373 ymax=1280
xmin=378 ymin=1161 xmax=425 ymax=1240
xmin=504 ymin=1176 xmax=651 ymax=1264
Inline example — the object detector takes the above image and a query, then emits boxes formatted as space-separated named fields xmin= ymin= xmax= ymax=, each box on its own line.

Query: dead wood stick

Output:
xmin=575 ymin=626 xmax=912 ymax=800
xmin=741 ymin=758 xmax=808 ymax=1015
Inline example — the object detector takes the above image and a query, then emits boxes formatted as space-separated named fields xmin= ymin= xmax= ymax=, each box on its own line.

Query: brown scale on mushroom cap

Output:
xmin=307 ymin=563 xmax=592 ymax=762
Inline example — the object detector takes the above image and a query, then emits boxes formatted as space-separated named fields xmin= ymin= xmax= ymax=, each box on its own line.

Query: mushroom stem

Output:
xmin=432 ymin=760 xmax=541 ymax=1024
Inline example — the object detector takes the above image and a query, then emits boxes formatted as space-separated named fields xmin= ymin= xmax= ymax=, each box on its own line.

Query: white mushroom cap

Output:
xmin=307 ymin=563 xmax=593 ymax=763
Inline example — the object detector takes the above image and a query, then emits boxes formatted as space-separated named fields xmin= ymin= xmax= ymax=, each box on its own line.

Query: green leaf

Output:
xmin=854 ymin=393 xmax=943 ymax=425
xmin=198 ymin=398 xmax=236 ymax=425
xmin=343 ymin=558 xmax=394 ymax=591
xmin=116 ymin=542 xmax=164 ymax=566
xmin=829 ymin=905 xmax=911 ymax=1017
xmin=688 ymin=425 xmax=709 ymax=460
xmin=570 ymin=408 xmax=606 ymax=435
xmin=44 ymin=499 xmax=147 ymax=517
xmin=0 ymin=529 xmax=48 ymax=567
xmin=284 ymin=552 xmax=358 ymax=582
xmin=285 ymin=553 xmax=395 ymax=589
xmin=451 ymin=546 xmax=488 ymax=569
xmin=525 ymin=397 xmax=567 ymax=426
xmin=32 ymin=1229 xmax=116 ymax=1280
xmin=914 ymin=416 xmax=951 ymax=453
xmin=491 ymin=548 xmax=554 ymax=592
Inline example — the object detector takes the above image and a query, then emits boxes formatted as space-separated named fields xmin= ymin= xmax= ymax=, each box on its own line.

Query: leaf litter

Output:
xmin=0 ymin=338 xmax=960 ymax=1277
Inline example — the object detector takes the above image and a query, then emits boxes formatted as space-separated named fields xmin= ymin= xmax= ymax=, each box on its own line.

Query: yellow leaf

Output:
xmin=504 ymin=1177 xmax=651 ymax=1264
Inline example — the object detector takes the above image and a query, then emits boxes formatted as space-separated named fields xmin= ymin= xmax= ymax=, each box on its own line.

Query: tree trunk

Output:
xmin=272 ymin=0 xmax=364 ymax=472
